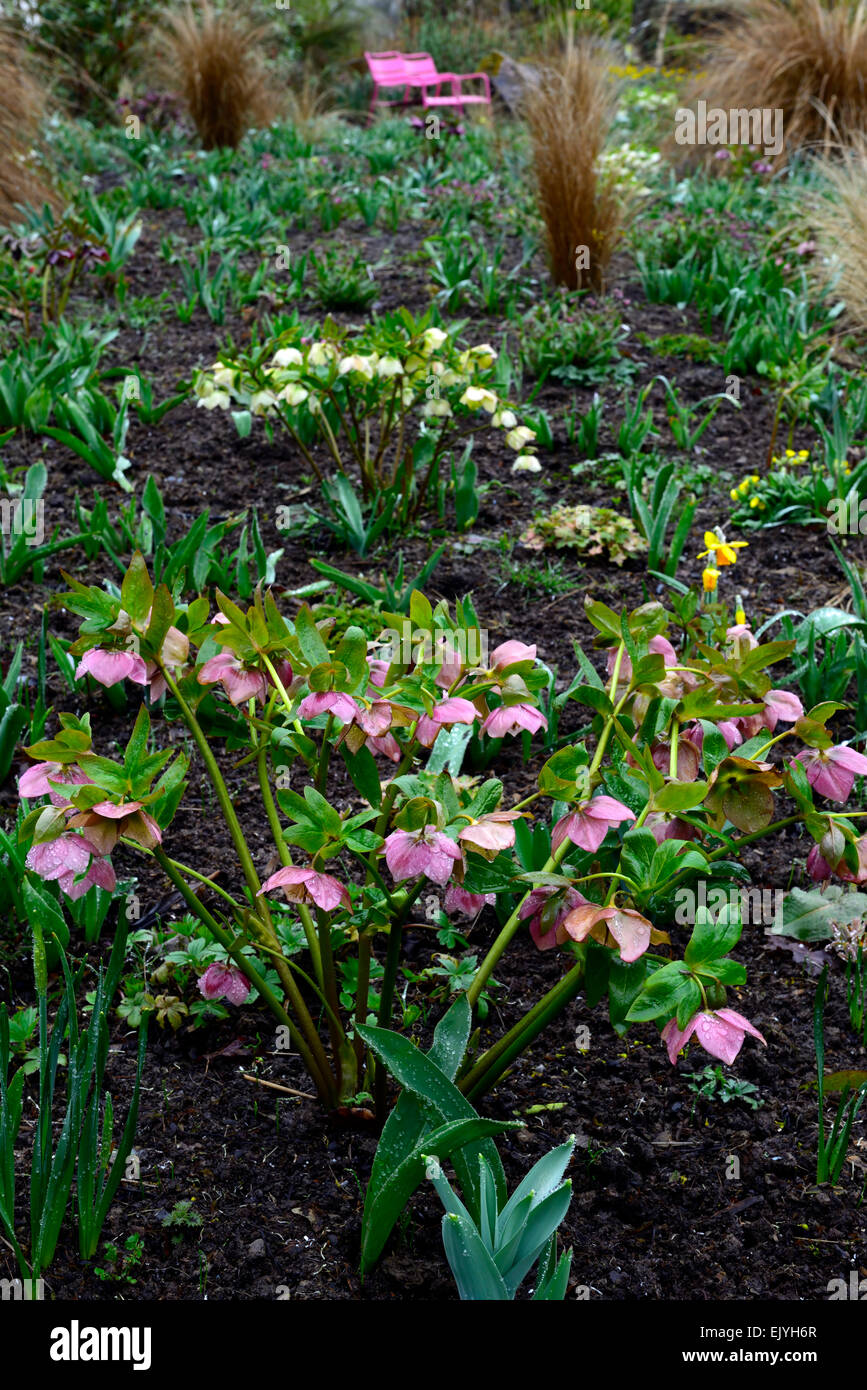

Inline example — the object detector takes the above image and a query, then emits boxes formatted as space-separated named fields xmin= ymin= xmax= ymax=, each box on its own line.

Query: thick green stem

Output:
xmin=255 ymin=742 xmax=322 ymax=980
xmin=467 ymin=835 xmax=571 ymax=1008
xmin=460 ymin=955 xmax=587 ymax=1102
xmin=153 ymin=846 xmax=336 ymax=1106
xmin=374 ymin=880 xmax=425 ymax=1117
xmin=161 ymin=666 xmax=264 ymax=905
xmin=315 ymin=714 xmax=334 ymax=793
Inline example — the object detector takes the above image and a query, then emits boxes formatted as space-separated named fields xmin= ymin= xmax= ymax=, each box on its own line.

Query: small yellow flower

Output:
xmin=797 ymin=450 xmax=809 ymax=460
xmin=735 ymin=605 xmax=746 ymax=625
xmin=738 ymin=479 xmax=751 ymax=494
xmin=702 ymin=567 xmax=720 ymax=592
xmin=751 ymin=475 xmax=759 ymax=483
xmin=730 ymin=488 xmax=739 ymax=501
xmin=698 ymin=529 xmax=748 ymax=566
xmin=749 ymin=496 xmax=760 ymax=508
xmin=785 ymin=448 xmax=795 ymax=458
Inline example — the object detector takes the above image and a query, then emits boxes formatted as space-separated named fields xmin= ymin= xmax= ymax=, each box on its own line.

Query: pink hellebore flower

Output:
xmin=662 ymin=1009 xmax=766 ymax=1066
xmin=18 ymin=761 xmax=92 ymax=807
xmin=644 ymin=811 xmax=699 ymax=845
xmin=258 ymin=866 xmax=350 ymax=912
xmin=297 ymin=691 xmax=360 ymax=723
xmin=198 ymin=963 xmax=252 ymax=1006
xmin=384 ymin=827 xmax=463 ymax=886
xmin=458 ymin=810 xmax=520 ymax=860
xmin=806 ymin=843 xmax=833 ymax=881
xmin=552 ymin=795 xmax=636 ymax=853
xmin=520 ymin=886 xmax=587 ymax=951
xmin=683 ymin=720 xmax=742 ymax=754
xmin=560 ymin=902 xmax=652 ymax=963
xmin=444 ymin=883 xmax=496 ymax=917
xmin=76 ymin=648 xmax=147 ymax=688
xmin=66 ymin=800 xmax=162 ymax=855
xmin=26 ymin=833 xmax=116 ymax=900
xmin=367 ymin=658 xmax=390 ymax=689
xmin=481 ymin=703 xmax=548 ymax=739
xmin=367 ymin=732 xmax=402 ymax=762
xmin=490 ymin=641 xmax=537 ymax=669
xmin=351 ymin=701 xmax=394 ymax=738
xmin=794 ymin=744 xmax=867 ymax=803
xmin=650 ymin=737 xmax=701 ymax=781
xmin=606 ymin=634 xmax=677 ymax=684
xmin=761 ymin=689 xmax=804 ymax=733
xmin=198 ymin=651 xmax=268 ymax=706
xmin=726 ymin=624 xmax=758 ymax=653
xmin=416 ymin=696 xmax=478 ymax=748
xmin=808 ymin=834 xmax=867 ymax=884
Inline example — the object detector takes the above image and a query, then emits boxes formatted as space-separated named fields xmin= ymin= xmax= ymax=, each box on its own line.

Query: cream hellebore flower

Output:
xmin=506 ymin=426 xmax=536 ymax=451
xmin=512 ymin=455 xmax=541 ymax=472
xmin=422 ymin=399 xmax=453 ymax=418
xmin=278 ymin=382 xmax=309 ymax=407
xmin=338 ymin=354 xmax=376 ymax=380
xmin=309 ymin=341 xmax=337 ymax=366
xmin=196 ymin=378 xmax=231 ymax=410
xmin=250 ymin=390 xmax=278 ymax=415
xmin=421 ymin=326 xmax=448 ymax=353
xmin=211 ymin=361 xmax=235 ymax=388
xmin=272 ymin=347 xmax=303 ymax=368
xmin=376 ymin=356 xmax=404 ymax=378
xmin=460 ymin=385 xmax=498 ymax=413
xmin=493 ymin=408 xmax=517 ymax=429
xmin=469 ymin=342 xmax=497 ymax=368
xmin=439 ymin=368 xmax=461 ymax=387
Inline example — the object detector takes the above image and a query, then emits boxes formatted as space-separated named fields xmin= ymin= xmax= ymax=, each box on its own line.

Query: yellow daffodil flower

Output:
xmin=698 ymin=530 xmax=748 ymax=567
xmin=702 ymin=567 xmax=719 ymax=592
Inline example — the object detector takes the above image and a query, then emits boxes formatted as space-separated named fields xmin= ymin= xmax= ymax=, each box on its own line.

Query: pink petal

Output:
xmin=90 ymin=800 xmax=144 ymax=818
xmin=606 ymin=908 xmax=651 ymax=962
xmin=432 ymin=696 xmax=477 ymax=725
xmin=714 ymin=1008 xmax=767 ymax=1045
xmin=662 ymin=1015 xmax=698 ymax=1065
xmin=490 ymin=641 xmax=536 ymax=669
xmin=76 ymin=649 xmax=148 ymax=688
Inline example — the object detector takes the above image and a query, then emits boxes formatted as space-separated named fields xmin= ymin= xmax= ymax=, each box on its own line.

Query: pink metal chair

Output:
xmin=364 ymin=50 xmax=491 ymax=124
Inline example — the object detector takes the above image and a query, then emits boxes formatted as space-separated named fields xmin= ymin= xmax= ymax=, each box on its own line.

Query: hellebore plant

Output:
xmin=17 ymin=550 xmax=867 ymax=1118
xmin=192 ymin=309 xmax=539 ymax=525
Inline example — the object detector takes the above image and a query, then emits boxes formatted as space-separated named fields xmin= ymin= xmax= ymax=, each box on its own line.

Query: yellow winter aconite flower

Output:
xmin=702 ymin=567 xmax=720 ymax=592
xmin=697 ymin=529 xmax=748 ymax=566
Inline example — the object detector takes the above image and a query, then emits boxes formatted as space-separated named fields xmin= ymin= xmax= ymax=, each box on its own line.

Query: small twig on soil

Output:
xmin=241 ymin=1073 xmax=316 ymax=1100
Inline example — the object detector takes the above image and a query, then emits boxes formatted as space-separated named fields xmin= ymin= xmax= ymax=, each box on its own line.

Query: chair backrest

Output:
xmin=365 ymin=50 xmax=440 ymax=84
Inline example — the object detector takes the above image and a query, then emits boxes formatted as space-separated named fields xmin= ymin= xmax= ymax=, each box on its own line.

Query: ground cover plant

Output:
xmin=0 ymin=0 xmax=866 ymax=1313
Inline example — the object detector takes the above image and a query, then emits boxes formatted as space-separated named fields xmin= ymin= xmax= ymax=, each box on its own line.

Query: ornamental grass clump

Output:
xmin=810 ymin=136 xmax=867 ymax=337
xmin=0 ymin=28 xmax=57 ymax=224
xmin=522 ymin=33 xmax=630 ymax=291
xmin=154 ymin=0 xmax=280 ymax=149
xmin=677 ymin=0 xmax=867 ymax=167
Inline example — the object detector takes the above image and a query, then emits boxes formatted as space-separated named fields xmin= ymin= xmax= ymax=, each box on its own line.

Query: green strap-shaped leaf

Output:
xmin=441 ymin=1210 xmax=510 ymax=1301
xmin=358 ymin=1023 xmax=509 ymax=1215
xmin=360 ymin=1117 xmax=513 ymax=1274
